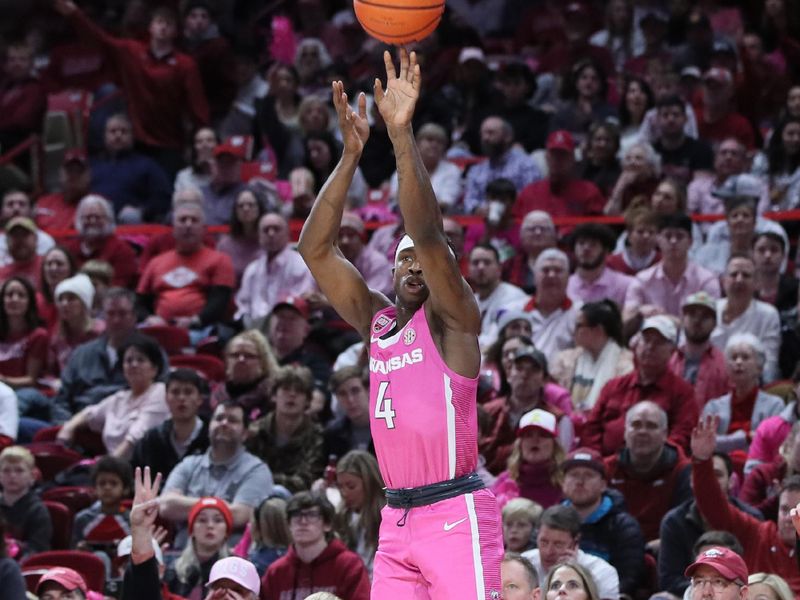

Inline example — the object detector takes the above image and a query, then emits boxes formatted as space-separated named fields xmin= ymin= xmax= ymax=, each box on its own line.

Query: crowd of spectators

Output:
xmin=3 ymin=0 xmax=800 ymax=599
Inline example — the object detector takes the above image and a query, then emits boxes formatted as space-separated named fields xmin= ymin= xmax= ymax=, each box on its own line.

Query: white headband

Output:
xmin=394 ymin=234 xmax=415 ymax=264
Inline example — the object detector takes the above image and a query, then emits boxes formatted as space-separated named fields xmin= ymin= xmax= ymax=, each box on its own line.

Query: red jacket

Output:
xmin=63 ymin=235 xmax=139 ymax=288
xmin=583 ymin=369 xmax=698 ymax=457
xmin=605 ymin=443 xmax=691 ymax=541
xmin=261 ymin=539 xmax=370 ymax=600
xmin=693 ymin=456 xmax=800 ymax=595
xmin=68 ymin=9 xmax=209 ymax=149
xmin=0 ymin=76 xmax=46 ymax=135
xmin=739 ymin=457 xmax=786 ymax=521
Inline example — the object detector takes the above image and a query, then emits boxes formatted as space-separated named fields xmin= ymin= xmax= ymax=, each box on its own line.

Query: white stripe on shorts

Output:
xmin=443 ymin=373 xmax=456 ymax=479
xmin=465 ymin=492 xmax=485 ymax=599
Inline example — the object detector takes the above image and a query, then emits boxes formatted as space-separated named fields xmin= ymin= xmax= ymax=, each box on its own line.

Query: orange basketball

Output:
xmin=354 ymin=0 xmax=445 ymax=45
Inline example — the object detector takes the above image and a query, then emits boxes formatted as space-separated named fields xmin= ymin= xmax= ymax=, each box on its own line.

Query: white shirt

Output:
xmin=0 ymin=230 xmax=55 ymax=266
xmin=475 ymin=281 xmax=528 ymax=351
xmin=389 ymin=160 xmax=464 ymax=211
xmin=0 ymin=381 xmax=18 ymax=439
xmin=522 ymin=548 xmax=620 ymax=600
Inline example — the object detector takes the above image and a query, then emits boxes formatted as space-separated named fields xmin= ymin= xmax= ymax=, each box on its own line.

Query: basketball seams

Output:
xmin=356 ymin=0 xmax=444 ymax=8
xmin=360 ymin=16 xmax=442 ymax=40
xmin=354 ymin=0 xmax=445 ymax=44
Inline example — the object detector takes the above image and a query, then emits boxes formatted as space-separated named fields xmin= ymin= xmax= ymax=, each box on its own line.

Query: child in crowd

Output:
xmin=234 ymin=496 xmax=291 ymax=576
xmin=502 ymin=497 xmax=542 ymax=554
xmin=72 ymin=456 xmax=132 ymax=549
xmin=0 ymin=446 xmax=52 ymax=557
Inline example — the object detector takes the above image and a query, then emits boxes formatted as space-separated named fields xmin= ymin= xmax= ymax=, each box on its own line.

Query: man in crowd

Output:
xmin=561 ymin=448 xmax=645 ymax=597
xmin=201 ymin=140 xmax=248 ymax=226
xmin=261 ymin=492 xmax=371 ymax=599
xmin=469 ymin=243 xmax=527 ymax=350
xmin=89 ymin=113 xmax=172 ymax=223
xmin=0 ymin=189 xmax=54 ymax=266
xmin=684 ymin=546 xmax=749 ymax=600
xmin=668 ymin=291 xmax=728 ymax=405
xmin=651 ymin=95 xmax=713 ymax=186
xmin=503 ymin=211 xmax=557 ymax=294
xmin=0 ymin=217 xmax=42 ymax=286
xmin=710 ymin=254 xmax=781 ymax=383
xmin=566 ymin=223 xmax=633 ymax=309
xmin=35 ymin=150 xmax=91 ymax=231
xmin=691 ymin=415 xmax=799 ymax=593
xmin=236 ymin=212 xmax=315 ymax=328
xmin=511 ymin=248 xmax=579 ymax=358
xmin=324 ymin=366 xmax=373 ymax=458
xmin=604 ymin=402 xmax=692 ymax=544
xmin=464 ymin=115 xmax=540 ymax=214
xmin=584 ymin=317 xmax=698 ymax=457
xmin=623 ymin=213 xmax=719 ymax=329
xmin=658 ymin=451 xmax=762 ymax=598
xmin=160 ymin=401 xmax=274 ymax=545
xmin=521 ymin=505 xmax=620 ymax=600
xmin=130 ymin=368 xmax=209 ymax=482
xmin=514 ymin=131 xmax=605 ymax=220
xmin=696 ymin=67 xmax=756 ymax=149
xmin=62 ymin=194 xmax=139 ymax=287
xmin=336 ymin=212 xmax=392 ymax=296
xmin=501 ymin=554 xmax=540 ymax=600
xmin=138 ymin=200 xmax=235 ymax=336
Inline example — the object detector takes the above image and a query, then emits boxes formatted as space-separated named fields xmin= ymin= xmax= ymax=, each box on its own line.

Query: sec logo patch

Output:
xmin=403 ymin=328 xmax=416 ymax=345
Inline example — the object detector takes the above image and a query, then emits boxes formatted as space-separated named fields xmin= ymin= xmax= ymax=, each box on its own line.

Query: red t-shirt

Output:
xmin=695 ymin=109 xmax=756 ymax=149
xmin=138 ymin=247 xmax=235 ymax=320
xmin=0 ymin=256 xmax=43 ymax=289
xmin=62 ymin=236 xmax=139 ymax=288
xmin=0 ymin=327 xmax=49 ymax=378
xmin=513 ymin=178 xmax=606 ymax=220
xmin=34 ymin=193 xmax=79 ymax=232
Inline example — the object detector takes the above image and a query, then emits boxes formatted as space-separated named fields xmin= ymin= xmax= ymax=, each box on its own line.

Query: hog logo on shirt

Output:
xmin=162 ymin=266 xmax=199 ymax=288
xmin=403 ymin=328 xmax=416 ymax=346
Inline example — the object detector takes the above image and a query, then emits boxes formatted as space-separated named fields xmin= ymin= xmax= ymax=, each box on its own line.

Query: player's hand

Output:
xmin=691 ymin=415 xmax=718 ymax=461
xmin=53 ymin=0 xmax=77 ymax=15
xmin=374 ymin=48 xmax=420 ymax=131
xmin=332 ymin=81 xmax=369 ymax=155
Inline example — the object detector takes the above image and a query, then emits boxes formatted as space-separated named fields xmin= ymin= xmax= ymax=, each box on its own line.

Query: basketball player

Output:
xmin=297 ymin=49 xmax=503 ymax=599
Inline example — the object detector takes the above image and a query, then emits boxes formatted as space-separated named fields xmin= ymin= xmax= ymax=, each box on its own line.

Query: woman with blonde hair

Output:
xmin=210 ymin=329 xmax=279 ymax=420
xmin=543 ymin=562 xmax=601 ymax=600
xmin=491 ymin=409 xmax=566 ymax=510
xmin=334 ymin=450 xmax=385 ymax=575
xmin=748 ymin=572 xmax=793 ymax=600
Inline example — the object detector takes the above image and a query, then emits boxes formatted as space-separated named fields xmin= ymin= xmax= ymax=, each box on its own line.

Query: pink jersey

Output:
xmin=369 ymin=305 xmax=479 ymax=489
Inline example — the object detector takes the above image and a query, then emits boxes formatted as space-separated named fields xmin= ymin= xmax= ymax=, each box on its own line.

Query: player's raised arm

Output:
xmin=297 ymin=82 xmax=390 ymax=339
xmin=374 ymin=49 xmax=480 ymax=335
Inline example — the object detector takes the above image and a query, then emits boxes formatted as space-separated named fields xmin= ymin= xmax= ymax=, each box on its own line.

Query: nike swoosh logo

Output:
xmin=443 ymin=517 xmax=467 ymax=531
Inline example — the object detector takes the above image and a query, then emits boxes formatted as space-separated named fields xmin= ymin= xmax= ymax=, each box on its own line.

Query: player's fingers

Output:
xmin=398 ymin=47 xmax=408 ymax=80
xmin=357 ymin=92 xmax=367 ymax=119
xmin=383 ymin=50 xmax=396 ymax=80
xmin=374 ymin=78 xmax=384 ymax=103
xmin=407 ymin=51 xmax=417 ymax=81
xmin=412 ymin=63 xmax=421 ymax=90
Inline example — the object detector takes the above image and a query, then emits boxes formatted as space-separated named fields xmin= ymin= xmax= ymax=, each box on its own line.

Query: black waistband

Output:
xmin=385 ymin=472 xmax=485 ymax=509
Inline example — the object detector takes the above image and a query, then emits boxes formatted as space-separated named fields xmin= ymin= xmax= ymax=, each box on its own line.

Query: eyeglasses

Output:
xmin=289 ymin=509 xmax=323 ymax=523
xmin=228 ymin=351 xmax=259 ymax=361
xmin=690 ymin=577 xmax=737 ymax=592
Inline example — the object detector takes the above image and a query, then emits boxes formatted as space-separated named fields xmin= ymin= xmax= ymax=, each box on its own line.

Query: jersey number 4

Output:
xmin=374 ymin=381 xmax=396 ymax=429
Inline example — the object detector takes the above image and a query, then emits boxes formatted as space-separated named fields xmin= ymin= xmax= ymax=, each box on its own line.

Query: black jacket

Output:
xmin=130 ymin=419 xmax=209 ymax=482
xmin=570 ymin=489 xmax=645 ymax=596
xmin=323 ymin=415 xmax=375 ymax=460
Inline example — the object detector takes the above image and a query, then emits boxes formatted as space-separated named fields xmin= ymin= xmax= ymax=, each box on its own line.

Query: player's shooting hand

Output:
xmin=374 ymin=48 xmax=420 ymax=131
xmin=332 ymin=81 xmax=369 ymax=155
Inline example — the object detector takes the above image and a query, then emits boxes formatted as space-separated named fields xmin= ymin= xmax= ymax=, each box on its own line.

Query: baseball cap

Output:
xmin=36 ymin=567 xmax=88 ymax=594
xmin=5 ymin=216 xmax=37 ymax=234
xmin=641 ymin=315 xmax=678 ymax=344
xmin=682 ymin=291 xmax=717 ymax=314
xmin=546 ymin=130 xmax=575 ymax=153
xmin=458 ymin=47 xmax=486 ymax=65
xmin=272 ymin=294 xmax=310 ymax=319
xmin=213 ymin=139 xmax=247 ymax=160
xmin=680 ymin=66 xmax=702 ymax=80
xmin=711 ymin=174 xmax=762 ymax=200
xmin=208 ymin=556 xmax=261 ymax=595
xmin=563 ymin=447 xmax=606 ymax=478
xmin=703 ymin=67 xmax=733 ymax=86
xmin=63 ymin=148 xmax=88 ymax=167
xmin=517 ymin=408 xmax=558 ymax=437
xmin=684 ymin=546 xmax=748 ymax=584
xmin=512 ymin=345 xmax=548 ymax=372
xmin=340 ymin=211 xmax=365 ymax=235
xmin=496 ymin=310 xmax=532 ymax=334
xmin=117 ymin=535 xmax=164 ymax=565
xmin=188 ymin=497 xmax=233 ymax=535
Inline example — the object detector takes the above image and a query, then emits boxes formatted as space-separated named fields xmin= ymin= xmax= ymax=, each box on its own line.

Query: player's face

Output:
xmin=336 ymin=471 xmax=365 ymax=510
xmin=502 ymin=559 xmax=540 ymax=600
xmin=393 ymin=247 xmax=428 ymax=306
xmin=503 ymin=518 xmax=534 ymax=553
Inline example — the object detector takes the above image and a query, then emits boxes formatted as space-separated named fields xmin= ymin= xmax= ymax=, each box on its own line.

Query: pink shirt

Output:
xmin=747 ymin=405 xmax=795 ymax=466
xmin=85 ymin=382 xmax=169 ymax=454
xmin=369 ymin=306 xmax=478 ymax=488
xmin=567 ymin=267 xmax=634 ymax=310
xmin=624 ymin=260 xmax=721 ymax=317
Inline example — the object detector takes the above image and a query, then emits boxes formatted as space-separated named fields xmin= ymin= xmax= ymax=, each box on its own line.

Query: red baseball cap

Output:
xmin=563 ymin=447 xmax=606 ymax=478
xmin=213 ymin=140 xmax=246 ymax=160
xmin=36 ymin=567 xmax=88 ymax=594
xmin=684 ymin=546 xmax=748 ymax=584
xmin=546 ymin=130 xmax=575 ymax=153
xmin=272 ymin=294 xmax=310 ymax=319
xmin=188 ymin=497 xmax=233 ymax=535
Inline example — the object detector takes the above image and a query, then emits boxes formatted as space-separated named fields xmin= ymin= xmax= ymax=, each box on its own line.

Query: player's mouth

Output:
xmin=404 ymin=277 xmax=426 ymax=292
